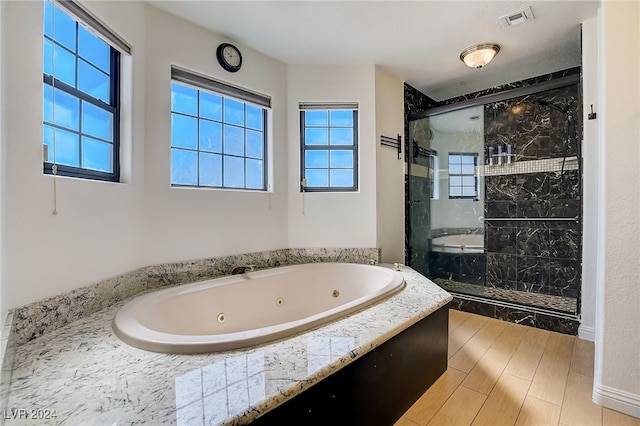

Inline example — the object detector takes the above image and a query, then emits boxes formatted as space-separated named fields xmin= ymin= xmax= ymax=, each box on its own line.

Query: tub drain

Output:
xmin=332 ymin=290 xmax=340 ymax=298
xmin=217 ymin=313 xmax=226 ymax=324
xmin=276 ymin=297 xmax=284 ymax=306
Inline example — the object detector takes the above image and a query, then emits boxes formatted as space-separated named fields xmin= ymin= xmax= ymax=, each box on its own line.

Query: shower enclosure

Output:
xmin=407 ymin=77 xmax=582 ymax=321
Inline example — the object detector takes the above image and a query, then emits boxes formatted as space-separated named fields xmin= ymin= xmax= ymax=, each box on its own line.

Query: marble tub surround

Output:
xmin=5 ymin=266 xmax=451 ymax=425
xmin=9 ymin=248 xmax=381 ymax=346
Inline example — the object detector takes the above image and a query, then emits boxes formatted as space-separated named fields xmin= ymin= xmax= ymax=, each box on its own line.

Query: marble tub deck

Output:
xmin=4 ymin=266 xmax=451 ymax=425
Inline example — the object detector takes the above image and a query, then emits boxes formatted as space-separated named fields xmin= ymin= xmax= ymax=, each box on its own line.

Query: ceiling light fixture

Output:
xmin=460 ymin=43 xmax=501 ymax=69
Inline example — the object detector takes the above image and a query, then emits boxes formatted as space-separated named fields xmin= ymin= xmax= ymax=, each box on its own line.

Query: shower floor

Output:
xmin=433 ymin=278 xmax=577 ymax=314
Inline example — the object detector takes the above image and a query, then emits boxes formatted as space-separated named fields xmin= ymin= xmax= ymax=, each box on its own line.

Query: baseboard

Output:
xmin=578 ymin=325 xmax=595 ymax=341
xmin=593 ymin=382 xmax=640 ymax=418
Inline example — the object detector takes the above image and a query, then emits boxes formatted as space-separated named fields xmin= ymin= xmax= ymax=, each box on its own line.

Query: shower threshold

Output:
xmin=433 ymin=278 xmax=578 ymax=315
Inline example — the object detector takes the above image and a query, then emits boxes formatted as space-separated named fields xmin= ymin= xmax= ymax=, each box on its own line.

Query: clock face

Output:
xmin=216 ymin=43 xmax=242 ymax=73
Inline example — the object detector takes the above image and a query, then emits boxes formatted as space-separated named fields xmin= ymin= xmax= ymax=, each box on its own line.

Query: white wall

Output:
xmin=579 ymin=17 xmax=598 ymax=342
xmin=1 ymin=3 xmax=405 ymax=310
xmin=0 ymin=0 xmax=5 ymax=326
xmin=287 ymin=65 xmax=378 ymax=249
xmin=374 ymin=66 xmax=404 ymax=263
xmin=142 ymin=5 xmax=289 ymax=265
xmin=593 ymin=0 xmax=640 ymax=417
xmin=2 ymin=1 xmax=147 ymax=309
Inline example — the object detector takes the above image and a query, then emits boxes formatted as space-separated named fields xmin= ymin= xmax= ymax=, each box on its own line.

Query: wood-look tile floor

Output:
xmin=395 ymin=310 xmax=640 ymax=426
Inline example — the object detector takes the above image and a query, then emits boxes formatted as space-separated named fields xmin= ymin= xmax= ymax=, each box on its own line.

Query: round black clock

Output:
xmin=216 ymin=43 xmax=242 ymax=73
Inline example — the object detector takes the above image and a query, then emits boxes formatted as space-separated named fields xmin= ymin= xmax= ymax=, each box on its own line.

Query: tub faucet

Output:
xmin=231 ymin=265 xmax=255 ymax=275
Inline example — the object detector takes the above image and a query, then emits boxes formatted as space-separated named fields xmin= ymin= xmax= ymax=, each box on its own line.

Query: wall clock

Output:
xmin=216 ymin=43 xmax=242 ymax=73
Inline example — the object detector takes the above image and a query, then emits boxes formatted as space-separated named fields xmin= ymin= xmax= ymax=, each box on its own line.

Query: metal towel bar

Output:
xmin=484 ymin=217 xmax=578 ymax=222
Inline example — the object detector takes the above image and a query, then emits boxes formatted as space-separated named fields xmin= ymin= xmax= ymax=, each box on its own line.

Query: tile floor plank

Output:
xmin=515 ymin=396 xmax=562 ymax=426
xmin=570 ymin=338 xmax=595 ymax=377
xmin=426 ymin=386 xmax=486 ymax=426
xmin=504 ymin=339 xmax=545 ymax=381
xmin=461 ymin=336 xmax=519 ymax=395
xmin=449 ymin=309 xmax=472 ymax=334
xmin=449 ymin=319 xmax=506 ymax=373
xmin=402 ymin=368 xmax=468 ymax=426
xmin=559 ymin=372 xmax=602 ymax=426
xmin=471 ymin=373 xmax=531 ymax=426
xmin=603 ymin=408 xmax=640 ymax=426
xmin=448 ymin=325 xmax=479 ymax=359
xmin=528 ymin=352 xmax=571 ymax=405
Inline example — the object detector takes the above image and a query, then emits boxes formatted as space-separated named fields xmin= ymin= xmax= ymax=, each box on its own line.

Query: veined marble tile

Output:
xmin=4 ymin=265 xmax=450 ymax=425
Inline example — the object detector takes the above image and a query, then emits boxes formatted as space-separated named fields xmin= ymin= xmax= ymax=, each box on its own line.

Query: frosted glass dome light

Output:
xmin=460 ymin=43 xmax=501 ymax=69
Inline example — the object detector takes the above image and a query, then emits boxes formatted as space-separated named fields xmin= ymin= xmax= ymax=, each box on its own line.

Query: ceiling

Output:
xmin=148 ymin=1 xmax=599 ymax=101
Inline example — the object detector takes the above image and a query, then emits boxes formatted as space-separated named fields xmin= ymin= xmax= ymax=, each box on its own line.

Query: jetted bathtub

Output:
xmin=113 ymin=263 xmax=405 ymax=354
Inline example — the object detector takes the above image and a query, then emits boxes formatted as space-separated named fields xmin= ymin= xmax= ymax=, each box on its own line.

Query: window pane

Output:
xmin=449 ymin=163 xmax=461 ymax=175
xmin=330 ymin=128 xmax=353 ymax=145
xmin=330 ymin=150 xmax=353 ymax=168
xmin=450 ymin=186 xmax=462 ymax=197
xmin=199 ymin=91 xmax=222 ymax=121
xmin=78 ymin=60 xmax=109 ymax=102
xmin=305 ymin=111 xmax=328 ymax=126
xmin=223 ymin=125 xmax=244 ymax=156
xmin=449 ymin=176 xmax=461 ymax=187
xmin=44 ymin=1 xmax=53 ymax=37
xmin=461 ymin=155 xmax=475 ymax=164
xmin=199 ymin=120 xmax=222 ymax=153
xmin=82 ymin=101 xmax=112 ymax=141
xmin=199 ymin=152 xmax=222 ymax=187
xmin=171 ymin=114 xmax=197 ymax=149
xmin=44 ymin=85 xmax=54 ymax=123
xmin=462 ymin=187 xmax=477 ymax=197
xmin=53 ymin=6 xmax=76 ymax=51
xmin=449 ymin=155 xmax=460 ymax=165
xmin=305 ymin=150 xmax=328 ymax=168
xmin=461 ymin=163 xmax=475 ymax=175
xmin=54 ymin=128 xmax=80 ymax=167
xmin=43 ymin=125 xmax=55 ymax=162
xmin=43 ymin=38 xmax=53 ymax=76
xmin=171 ymin=83 xmax=197 ymax=115
xmin=171 ymin=149 xmax=197 ymax=185
xmin=53 ymin=44 xmax=76 ymax=87
xmin=78 ymin=26 xmax=110 ymax=73
xmin=306 ymin=169 xmax=328 ymax=187
xmin=462 ymin=176 xmax=476 ymax=186
xmin=223 ymin=156 xmax=244 ymax=188
xmin=246 ymin=159 xmax=263 ymax=189
xmin=82 ymin=136 xmax=112 ymax=172
xmin=305 ymin=128 xmax=328 ymax=146
xmin=246 ymin=105 xmax=263 ymax=130
xmin=330 ymin=110 xmax=353 ymax=126
xmin=224 ymin=98 xmax=244 ymax=126
xmin=53 ymin=88 xmax=79 ymax=131
xmin=246 ymin=130 xmax=263 ymax=159
xmin=330 ymin=169 xmax=353 ymax=187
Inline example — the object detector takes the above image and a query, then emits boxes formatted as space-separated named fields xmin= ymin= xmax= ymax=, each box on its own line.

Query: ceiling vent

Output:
xmin=500 ymin=6 xmax=535 ymax=28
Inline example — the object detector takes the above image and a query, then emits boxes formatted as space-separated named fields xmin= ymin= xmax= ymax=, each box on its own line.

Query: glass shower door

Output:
xmin=408 ymin=106 xmax=486 ymax=296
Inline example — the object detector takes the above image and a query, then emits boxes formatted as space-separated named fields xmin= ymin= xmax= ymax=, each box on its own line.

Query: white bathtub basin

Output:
xmin=113 ymin=263 xmax=405 ymax=354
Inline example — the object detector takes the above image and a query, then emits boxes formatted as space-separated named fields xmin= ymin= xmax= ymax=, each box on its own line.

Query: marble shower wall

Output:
xmin=404 ymin=84 xmax=438 ymax=273
xmin=484 ymin=83 xmax=582 ymax=304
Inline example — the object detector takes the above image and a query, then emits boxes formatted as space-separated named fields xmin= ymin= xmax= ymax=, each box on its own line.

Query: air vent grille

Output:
xmin=500 ymin=6 xmax=535 ymax=27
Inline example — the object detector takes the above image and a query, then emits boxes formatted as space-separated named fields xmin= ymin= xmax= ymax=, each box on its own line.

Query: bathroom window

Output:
xmin=43 ymin=0 xmax=128 ymax=182
xmin=448 ymin=153 xmax=478 ymax=199
xmin=170 ymin=67 xmax=271 ymax=190
xmin=300 ymin=103 xmax=358 ymax=192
